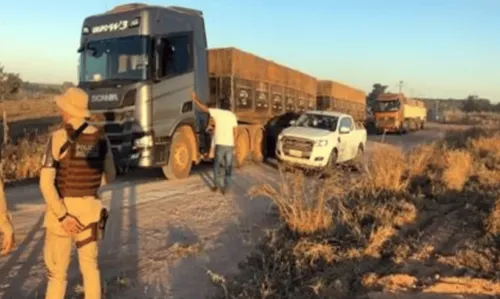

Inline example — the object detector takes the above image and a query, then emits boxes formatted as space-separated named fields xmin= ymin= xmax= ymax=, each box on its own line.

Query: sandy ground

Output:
xmin=0 ymin=123 xmax=477 ymax=299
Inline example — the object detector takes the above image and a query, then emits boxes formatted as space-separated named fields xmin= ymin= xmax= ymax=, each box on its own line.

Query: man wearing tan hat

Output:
xmin=0 ymin=179 xmax=15 ymax=256
xmin=40 ymin=87 xmax=116 ymax=299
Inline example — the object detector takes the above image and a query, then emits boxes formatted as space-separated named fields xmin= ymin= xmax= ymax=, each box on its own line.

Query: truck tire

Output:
xmin=420 ymin=121 xmax=425 ymax=130
xmin=162 ymin=130 xmax=193 ymax=180
xmin=353 ymin=144 xmax=365 ymax=171
xmin=398 ymin=122 xmax=407 ymax=135
xmin=235 ymin=128 xmax=250 ymax=168
xmin=326 ymin=149 xmax=338 ymax=169
xmin=251 ymin=128 xmax=264 ymax=163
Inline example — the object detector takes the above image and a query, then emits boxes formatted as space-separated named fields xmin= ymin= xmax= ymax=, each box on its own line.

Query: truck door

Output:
xmin=151 ymin=33 xmax=196 ymax=138
xmin=337 ymin=116 xmax=355 ymax=162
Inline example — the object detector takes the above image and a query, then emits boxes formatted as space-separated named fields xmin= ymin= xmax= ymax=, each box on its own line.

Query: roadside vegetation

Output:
xmin=210 ymin=126 xmax=500 ymax=298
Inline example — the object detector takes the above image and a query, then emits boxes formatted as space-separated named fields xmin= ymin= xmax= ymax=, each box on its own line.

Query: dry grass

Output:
xmin=248 ymin=166 xmax=338 ymax=235
xmin=0 ymin=96 xmax=60 ymax=183
xmin=213 ymin=126 xmax=500 ymax=299
xmin=442 ymin=110 xmax=500 ymax=127
xmin=1 ymin=97 xmax=57 ymax=122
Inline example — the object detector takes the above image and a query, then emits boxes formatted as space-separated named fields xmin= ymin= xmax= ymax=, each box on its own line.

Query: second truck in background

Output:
xmin=372 ymin=93 xmax=427 ymax=134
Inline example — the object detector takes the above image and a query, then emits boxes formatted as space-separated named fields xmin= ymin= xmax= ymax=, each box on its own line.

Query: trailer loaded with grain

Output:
xmin=76 ymin=3 xmax=319 ymax=180
xmin=207 ymin=47 xmax=317 ymax=164
xmin=316 ymin=80 xmax=366 ymax=123
xmin=373 ymin=93 xmax=427 ymax=134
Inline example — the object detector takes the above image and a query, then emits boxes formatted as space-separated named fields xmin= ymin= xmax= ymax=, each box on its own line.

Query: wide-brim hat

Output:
xmin=55 ymin=87 xmax=91 ymax=119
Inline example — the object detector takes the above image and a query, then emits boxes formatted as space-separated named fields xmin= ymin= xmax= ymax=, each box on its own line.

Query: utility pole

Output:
xmin=398 ymin=80 xmax=404 ymax=95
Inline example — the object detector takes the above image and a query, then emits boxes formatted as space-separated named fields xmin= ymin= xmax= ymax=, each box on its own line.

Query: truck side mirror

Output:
xmin=339 ymin=126 xmax=350 ymax=134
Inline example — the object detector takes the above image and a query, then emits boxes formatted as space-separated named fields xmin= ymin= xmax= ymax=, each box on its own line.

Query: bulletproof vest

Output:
xmin=55 ymin=125 xmax=107 ymax=198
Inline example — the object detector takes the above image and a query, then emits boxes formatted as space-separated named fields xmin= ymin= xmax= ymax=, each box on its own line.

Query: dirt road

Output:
xmin=367 ymin=122 xmax=469 ymax=152
xmin=0 ymin=123 xmax=464 ymax=298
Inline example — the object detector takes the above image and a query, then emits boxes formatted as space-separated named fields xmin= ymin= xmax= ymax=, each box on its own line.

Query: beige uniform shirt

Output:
xmin=40 ymin=118 xmax=116 ymax=236
xmin=0 ymin=179 xmax=13 ymax=235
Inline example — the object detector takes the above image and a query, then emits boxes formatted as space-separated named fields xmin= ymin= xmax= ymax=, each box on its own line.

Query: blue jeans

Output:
xmin=213 ymin=145 xmax=234 ymax=189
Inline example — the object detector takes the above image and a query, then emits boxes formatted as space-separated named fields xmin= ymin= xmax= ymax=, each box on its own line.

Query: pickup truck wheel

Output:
xmin=327 ymin=149 xmax=338 ymax=169
xmin=162 ymin=131 xmax=193 ymax=180
xmin=353 ymin=145 xmax=365 ymax=171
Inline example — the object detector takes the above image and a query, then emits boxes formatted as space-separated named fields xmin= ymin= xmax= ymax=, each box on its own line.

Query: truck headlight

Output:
xmin=123 ymin=110 xmax=135 ymax=120
xmin=278 ymin=133 xmax=284 ymax=141
xmin=134 ymin=135 xmax=153 ymax=149
xmin=315 ymin=139 xmax=328 ymax=147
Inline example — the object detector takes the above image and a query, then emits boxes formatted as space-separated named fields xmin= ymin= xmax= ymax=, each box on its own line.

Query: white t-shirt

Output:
xmin=208 ymin=108 xmax=238 ymax=146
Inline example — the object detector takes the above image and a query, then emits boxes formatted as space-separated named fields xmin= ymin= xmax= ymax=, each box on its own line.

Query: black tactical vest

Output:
xmin=55 ymin=125 xmax=107 ymax=198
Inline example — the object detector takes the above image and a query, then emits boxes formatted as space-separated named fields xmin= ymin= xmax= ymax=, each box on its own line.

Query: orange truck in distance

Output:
xmin=373 ymin=93 xmax=427 ymax=134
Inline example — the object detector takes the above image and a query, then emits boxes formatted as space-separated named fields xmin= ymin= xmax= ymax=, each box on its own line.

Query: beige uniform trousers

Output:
xmin=44 ymin=196 xmax=103 ymax=299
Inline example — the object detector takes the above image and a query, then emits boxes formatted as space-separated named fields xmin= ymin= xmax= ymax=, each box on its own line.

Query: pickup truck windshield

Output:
xmin=295 ymin=113 xmax=339 ymax=131
xmin=374 ymin=100 xmax=400 ymax=112
xmin=78 ymin=36 xmax=151 ymax=83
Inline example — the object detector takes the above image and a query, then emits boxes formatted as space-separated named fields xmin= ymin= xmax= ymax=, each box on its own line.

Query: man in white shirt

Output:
xmin=191 ymin=92 xmax=238 ymax=195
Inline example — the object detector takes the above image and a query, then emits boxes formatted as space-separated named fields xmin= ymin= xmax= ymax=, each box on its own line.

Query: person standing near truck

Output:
xmin=0 ymin=178 xmax=15 ymax=256
xmin=191 ymin=92 xmax=238 ymax=195
xmin=40 ymin=87 xmax=116 ymax=299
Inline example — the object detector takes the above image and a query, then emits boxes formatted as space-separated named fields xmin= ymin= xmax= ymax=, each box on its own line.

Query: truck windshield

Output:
xmin=374 ymin=100 xmax=400 ymax=112
xmin=295 ymin=113 xmax=339 ymax=131
xmin=79 ymin=36 xmax=151 ymax=83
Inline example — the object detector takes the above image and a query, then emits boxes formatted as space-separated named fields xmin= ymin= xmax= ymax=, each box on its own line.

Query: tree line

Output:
xmin=0 ymin=64 xmax=74 ymax=101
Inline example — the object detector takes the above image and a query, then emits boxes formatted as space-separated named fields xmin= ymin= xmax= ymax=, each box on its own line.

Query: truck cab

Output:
xmin=77 ymin=3 xmax=211 ymax=179
xmin=373 ymin=93 xmax=426 ymax=134
xmin=275 ymin=111 xmax=366 ymax=171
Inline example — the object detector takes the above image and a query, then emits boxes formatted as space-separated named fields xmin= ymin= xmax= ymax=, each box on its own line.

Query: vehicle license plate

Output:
xmin=288 ymin=149 xmax=302 ymax=157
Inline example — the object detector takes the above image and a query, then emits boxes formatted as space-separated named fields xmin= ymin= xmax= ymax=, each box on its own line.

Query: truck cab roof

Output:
xmin=80 ymin=3 xmax=205 ymax=42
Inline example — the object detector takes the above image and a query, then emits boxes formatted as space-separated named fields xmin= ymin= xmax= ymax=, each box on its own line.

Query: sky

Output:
xmin=0 ymin=0 xmax=499 ymax=101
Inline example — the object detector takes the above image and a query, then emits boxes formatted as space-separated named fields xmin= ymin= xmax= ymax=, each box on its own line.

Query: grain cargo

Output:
xmin=208 ymin=47 xmax=317 ymax=123
xmin=316 ymin=80 xmax=367 ymax=121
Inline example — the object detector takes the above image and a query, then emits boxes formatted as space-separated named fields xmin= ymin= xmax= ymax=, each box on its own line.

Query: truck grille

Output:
xmin=89 ymin=109 xmax=135 ymax=166
xmin=282 ymin=137 xmax=313 ymax=158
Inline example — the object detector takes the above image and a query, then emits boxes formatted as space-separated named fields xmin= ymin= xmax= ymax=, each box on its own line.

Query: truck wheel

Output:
xmin=420 ymin=122 xmax=425 ymax=130
xmin=162 ymin=130 xmax=193 ymax=180
xmin=326 ymin=149 xmax=338 ymax=169
xmin=251 ymin=129 xmax=264 ymax=163
xmin=235 ymin=128 xmax=249 ymax=168
xmin=353 ymin=144 xmax=365 ymax=171
xmin=398 ymin=123 xmax=406 ymax=135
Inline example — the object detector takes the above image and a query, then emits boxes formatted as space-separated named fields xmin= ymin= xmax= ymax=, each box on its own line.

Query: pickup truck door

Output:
xmin=337 ymin=116 xmax=355 ymax=162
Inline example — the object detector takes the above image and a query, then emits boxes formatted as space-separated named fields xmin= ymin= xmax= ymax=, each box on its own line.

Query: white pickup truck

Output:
xmin=275 ymin=110 xmax=367 ymax=170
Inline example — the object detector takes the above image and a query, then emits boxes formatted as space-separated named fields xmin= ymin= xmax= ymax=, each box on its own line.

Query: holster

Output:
xmin=75 ymin=208 xmax=109 ymax=249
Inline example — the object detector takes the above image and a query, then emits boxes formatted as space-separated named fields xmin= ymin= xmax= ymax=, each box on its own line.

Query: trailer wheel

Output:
xmin=251 ymin=129 xmax=264 ymax=163
xmin=162 ymin=130 xmax=193 ymax=180
xmin=235 ymin=128 xmax=250 ymax=168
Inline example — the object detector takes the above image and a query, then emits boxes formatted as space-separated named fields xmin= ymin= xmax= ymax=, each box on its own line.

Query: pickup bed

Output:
xmin=275 ymin=110 xmax=367 ymax=170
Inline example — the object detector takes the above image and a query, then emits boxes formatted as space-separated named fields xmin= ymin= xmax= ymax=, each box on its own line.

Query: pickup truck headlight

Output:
xmin=315 ymin=139 xmax=328 ymax=147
